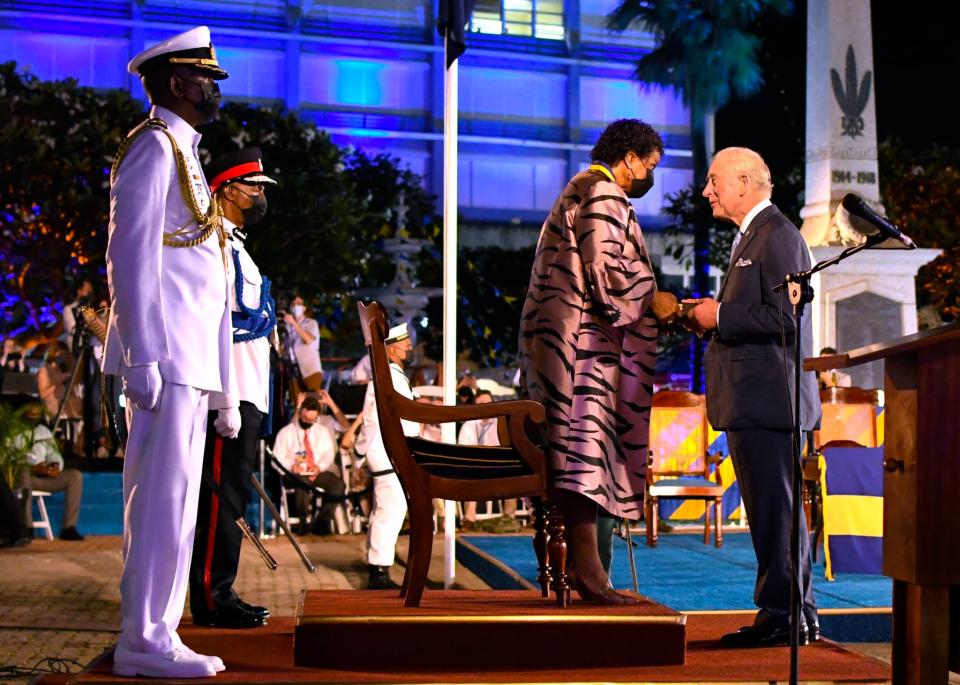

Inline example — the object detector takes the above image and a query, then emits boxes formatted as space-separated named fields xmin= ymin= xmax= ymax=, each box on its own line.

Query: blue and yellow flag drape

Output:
xmin=820 ymin=445 xmax=884 ymax=580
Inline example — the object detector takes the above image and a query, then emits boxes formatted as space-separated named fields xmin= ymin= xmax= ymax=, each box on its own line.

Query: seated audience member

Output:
xmin=37 ymin=341 xmax=82 ymax=421
xmin=2 ymin=337 xmax=26 ymax=373
xmin=15 ymin=404 xmax=85 ymax=541
xmin=272 ymin=392 xmax=348 ymax=534
xmin=818 ymin=347 xmax=853 ymax=390
xmin=458 ymin=390 xmax=519 ymax=531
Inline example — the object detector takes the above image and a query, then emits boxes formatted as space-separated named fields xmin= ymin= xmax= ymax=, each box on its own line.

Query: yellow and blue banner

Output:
xmin=820 ymin=445 xmax=884 ymax=580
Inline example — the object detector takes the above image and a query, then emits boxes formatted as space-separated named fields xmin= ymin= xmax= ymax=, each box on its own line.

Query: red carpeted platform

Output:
xmin=38 ymin=591 xmax=891 ymax=684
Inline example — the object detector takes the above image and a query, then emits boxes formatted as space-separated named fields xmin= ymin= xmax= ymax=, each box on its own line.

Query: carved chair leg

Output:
xmin=403 ymin=499 xmax=435 ymax=608
xmin=649 ymin=497 xmax=659 ymax=547
xmin=546 ymin=503 xmax=570 ymax=608
xmin=714 ymin=497 xmax=723 ymax=548
xmin=532 ymin=498 xmax=551 ymax=598
xmin=645 ymin=495 xmax=653 ymax=547
xmin=703 ymin=500 xmax=711 ymax=545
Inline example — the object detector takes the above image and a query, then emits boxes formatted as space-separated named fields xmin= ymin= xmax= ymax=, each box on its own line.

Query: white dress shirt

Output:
xmin=102 ymin=105 xmax=234 ymax=396
xmin=217 ymin=219 xmax=271 ymax=413
xmin=718 ymin=198 xmax=772 ymax=328
xmin=273 ymin=415 xmax=342 ymax=475
xmin=458 ymin=417 xmax=499 ymax=447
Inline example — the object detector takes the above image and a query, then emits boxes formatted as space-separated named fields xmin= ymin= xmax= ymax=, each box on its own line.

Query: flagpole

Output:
xmin=441 ymin=29 xmax=459 ymax=589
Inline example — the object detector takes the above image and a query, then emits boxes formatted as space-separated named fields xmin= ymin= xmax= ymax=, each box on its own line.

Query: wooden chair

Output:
xmin=645 ymin=390 xmax=723 ymax=548
xmin=357 ymin=301 xmax=569 ymax=608
xmin=804 ymin=387 xmax=883 ymax=560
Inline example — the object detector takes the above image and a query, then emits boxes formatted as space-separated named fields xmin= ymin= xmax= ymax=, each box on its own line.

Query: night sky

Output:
xmin=715 ymin=0 xmax=957 ymax=181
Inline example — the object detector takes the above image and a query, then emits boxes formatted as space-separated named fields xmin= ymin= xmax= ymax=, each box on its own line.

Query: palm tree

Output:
xmin=608 ymin=0 xmax=791 ymax=390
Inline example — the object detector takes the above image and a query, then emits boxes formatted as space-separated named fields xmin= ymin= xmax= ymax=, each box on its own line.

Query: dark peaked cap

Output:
xmin=206 ymin=147 xmax=278 ymax=193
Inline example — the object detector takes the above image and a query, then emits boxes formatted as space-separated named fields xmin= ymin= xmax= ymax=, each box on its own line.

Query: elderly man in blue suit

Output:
xmin=685 ymin=147 xmax=822 ymax=648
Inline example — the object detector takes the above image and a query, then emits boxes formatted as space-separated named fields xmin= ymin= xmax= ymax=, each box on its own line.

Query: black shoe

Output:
xmin=804 ymin=612 xmax=821 ymax=642
xmin=721 ymin=616 xmax=808 ymax=648
xmin=193 ymin=604 xmax=267 ymax=629
xmin=236 ymin=598 xmax=270 ymax=618
xmin=59 ymin=526 xmax=85 ymax=541
xmin=367 ymin=564 xmax=400 ymax=590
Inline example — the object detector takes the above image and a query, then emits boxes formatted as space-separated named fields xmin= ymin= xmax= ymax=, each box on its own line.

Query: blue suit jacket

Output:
xmin=704 ymin=204 xmax=821 ymax=431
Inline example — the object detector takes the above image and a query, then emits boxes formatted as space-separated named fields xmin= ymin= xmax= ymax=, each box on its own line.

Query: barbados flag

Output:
xmin=820 ymin=444 xmax=884 ymax=579
xmin=658 ymin=426 xmax=743 ymax=522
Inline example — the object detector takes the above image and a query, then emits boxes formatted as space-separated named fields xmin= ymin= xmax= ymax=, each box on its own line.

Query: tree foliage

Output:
xmin=0 ymin=62 xmax=441 ymax=352
xmin=879 ymin=139 xmax=960 ymax=321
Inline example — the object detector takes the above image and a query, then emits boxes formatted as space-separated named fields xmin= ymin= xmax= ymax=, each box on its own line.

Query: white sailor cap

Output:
xmin=128 ymin=26 xmax=228 ymax=80
xmin=385 ymin=323 xmax=410 ymax=344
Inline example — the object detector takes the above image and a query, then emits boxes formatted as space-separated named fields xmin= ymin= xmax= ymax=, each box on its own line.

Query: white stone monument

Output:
xmin=801 ymin=0 xmax=939 ymax=388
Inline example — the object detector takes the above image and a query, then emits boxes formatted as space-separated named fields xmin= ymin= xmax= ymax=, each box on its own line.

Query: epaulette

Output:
xmin=111 ymin=117 xmax=170 ymax=183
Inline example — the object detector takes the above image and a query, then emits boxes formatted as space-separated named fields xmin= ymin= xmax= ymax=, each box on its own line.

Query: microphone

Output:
xmin=840 ymin=193 xmax=916 ymax=249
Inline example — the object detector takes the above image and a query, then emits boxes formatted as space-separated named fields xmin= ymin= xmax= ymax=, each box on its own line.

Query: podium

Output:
xmin=806 ymin=323 xmax=960 ymax=685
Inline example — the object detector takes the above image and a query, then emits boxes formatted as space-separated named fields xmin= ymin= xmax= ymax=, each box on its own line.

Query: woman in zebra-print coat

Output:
xmin=519 ymin=119 xmax=678 ymax=604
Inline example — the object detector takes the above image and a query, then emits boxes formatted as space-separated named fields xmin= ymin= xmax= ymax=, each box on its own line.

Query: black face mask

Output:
xmin=241 ymin=193 xmax=268 ymax=226
xmin=626 ymin=168 xmax=655 ymax=199
xmin=181 ymin=77 xmax=221 ymax=121
xmin=298 ymin=419 xmax=313 ymax=430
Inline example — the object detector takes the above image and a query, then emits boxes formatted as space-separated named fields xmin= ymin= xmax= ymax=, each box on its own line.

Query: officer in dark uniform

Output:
xmin=189 ymin=148 xmax=277 ymax=629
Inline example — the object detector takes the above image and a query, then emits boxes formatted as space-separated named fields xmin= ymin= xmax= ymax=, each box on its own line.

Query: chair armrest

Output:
xmin=392 ymin=396 xmax=546 ymax=426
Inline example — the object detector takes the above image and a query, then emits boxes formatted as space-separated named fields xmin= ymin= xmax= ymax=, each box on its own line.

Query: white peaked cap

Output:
xmin=127 ymin=26 xmax=228 ymax=79
xmin=385 ymin=323 xmax=410 ymax=344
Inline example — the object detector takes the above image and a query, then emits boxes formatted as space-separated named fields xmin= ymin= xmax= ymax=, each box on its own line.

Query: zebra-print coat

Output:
xmin=519 ymin=169 xmax=658 ymax=519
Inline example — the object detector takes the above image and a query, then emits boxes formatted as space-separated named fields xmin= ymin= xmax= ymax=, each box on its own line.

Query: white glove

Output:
xmin=122 ymin=362 xmax=162 ymax=411
xmin=214 ymin=406 xmax=242 ymax=439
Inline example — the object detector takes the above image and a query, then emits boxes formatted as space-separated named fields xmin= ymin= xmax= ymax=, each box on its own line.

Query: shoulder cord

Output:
xmin=111 ymin=118 xmax=226 ymax=256
xmin=231 ymin=247 xmax=277 ymax=343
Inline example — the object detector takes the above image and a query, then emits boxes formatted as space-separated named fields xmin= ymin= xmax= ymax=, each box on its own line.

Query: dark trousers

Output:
xmin=727 ymin=428 xmax=817 ymax=621
xmin=189 ymin=401 xmax=263 ymax=615
xmin=289 ymin=470 xmax=345 ymax=530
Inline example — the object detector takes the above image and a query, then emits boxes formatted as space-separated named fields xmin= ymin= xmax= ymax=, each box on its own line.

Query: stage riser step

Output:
xmin=295 ymin=590 xmax=686 ymax=671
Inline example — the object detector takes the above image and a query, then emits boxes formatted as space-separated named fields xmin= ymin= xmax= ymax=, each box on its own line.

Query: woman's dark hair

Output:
xmin=590 ymin=119 xmax=664 ymax=165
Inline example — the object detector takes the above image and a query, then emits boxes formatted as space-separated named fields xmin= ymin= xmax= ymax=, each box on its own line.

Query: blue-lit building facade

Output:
xmin=1 ymin=0 xmax=715 ymax=290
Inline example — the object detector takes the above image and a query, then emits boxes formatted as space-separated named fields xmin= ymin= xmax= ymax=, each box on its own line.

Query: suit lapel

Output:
xmin=718 ymin=205 xmax=777 ymax=300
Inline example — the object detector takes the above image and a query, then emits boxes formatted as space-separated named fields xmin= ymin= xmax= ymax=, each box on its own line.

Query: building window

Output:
xmin=470 ymin=0 xmax=564 ymax=40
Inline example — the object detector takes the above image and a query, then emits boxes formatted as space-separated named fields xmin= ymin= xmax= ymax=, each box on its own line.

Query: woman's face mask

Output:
xmin=291 ymin=304 xmax=305 ymax=318
xmin=625 ymin=155 xmax=655 ymax=199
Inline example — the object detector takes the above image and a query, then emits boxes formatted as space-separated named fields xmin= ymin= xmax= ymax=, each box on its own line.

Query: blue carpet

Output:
xmin=461 ymin=530 xmax=892 ymax=641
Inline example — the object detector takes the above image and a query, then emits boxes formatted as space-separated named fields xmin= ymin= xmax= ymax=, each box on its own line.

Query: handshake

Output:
xmin=650 ymin=291 xmax=719 ymax=336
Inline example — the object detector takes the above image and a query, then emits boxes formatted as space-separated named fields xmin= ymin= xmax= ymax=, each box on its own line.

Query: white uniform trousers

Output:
xmin=366 ymin=472 xmax=407 ymax=566
xmin=119 ymin=383 xmax=209 ymax=654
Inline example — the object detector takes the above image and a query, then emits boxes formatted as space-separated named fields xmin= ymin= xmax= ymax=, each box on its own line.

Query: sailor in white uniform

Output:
xmin=355 ymin=323 xmax=418 ymax=590
xmin=102 ymin=26 xmax=240 ymax=679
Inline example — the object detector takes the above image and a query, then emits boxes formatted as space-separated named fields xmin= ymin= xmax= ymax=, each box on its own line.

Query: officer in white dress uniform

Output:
xmin=355 ymin=323 xmax=417 ymax=590
xmin=188 ymin=148 xmax=277 ymax=629
xmin=102 ymin=26 xmax=240 ymax=679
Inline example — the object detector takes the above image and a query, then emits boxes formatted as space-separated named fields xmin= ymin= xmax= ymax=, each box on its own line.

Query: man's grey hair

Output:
xmin=715 ymin=147 xmax=774 ymax=197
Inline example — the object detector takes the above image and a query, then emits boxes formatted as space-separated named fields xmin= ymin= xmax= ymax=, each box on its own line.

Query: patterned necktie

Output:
xmin=729 ymin=229 xmax=744 ymax=265
xmin=303 ymin=429 xmax=317 ymax=472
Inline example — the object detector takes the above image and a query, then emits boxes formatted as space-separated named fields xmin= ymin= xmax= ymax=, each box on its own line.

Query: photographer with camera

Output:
xmin=62 ymin=278 xmax=94 ymax=345
xmin=281 ymin=295 xmax=323 ymax=407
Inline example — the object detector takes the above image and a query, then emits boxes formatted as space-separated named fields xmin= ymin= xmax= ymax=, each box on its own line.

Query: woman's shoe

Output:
xmin=573 ymin=577 xmax=640 ymax=605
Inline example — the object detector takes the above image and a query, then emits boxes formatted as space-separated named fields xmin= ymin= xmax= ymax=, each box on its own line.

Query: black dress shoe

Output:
xmin=236 ymin=598 xmax=270 ymax=618
xmin=193 ymin=604 xmax=266 ymax=629
xmin=721 ymin=617 xmax=808 ymax=648
xmin=806 ymin=617 xmax=820 ymax=642
xmin=59 ymin=526 xmax=85 ymax=541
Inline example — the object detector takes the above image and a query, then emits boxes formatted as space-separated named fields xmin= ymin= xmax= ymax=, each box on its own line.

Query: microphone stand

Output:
xmin=775 ymin=232 xmax=886 ymax=684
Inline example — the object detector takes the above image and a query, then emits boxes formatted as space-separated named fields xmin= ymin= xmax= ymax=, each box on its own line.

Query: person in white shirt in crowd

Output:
xmin=817 ymin=347 xmax=853 ymax=390
xmin=102 ymin=26 xmax=238 ymax=679
xmin=283 ymin=295 xmax=323 ymax=405
xmin=15 ymin=403 xmax=85 ymax=541
xmin=273 ymin=391 xmax=349 ymax=534
xmin=458 ymin=390 xmax=518 ymax=531
xmin=61 ymin=278 xmax=94 ymax=344
xmin=350 ymin=352 xmax=372 ymax=385
xmin=355 ymin=322 xmax=418 ymax=590
xmin=188 ymin=147 xmax=278 ymax=630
